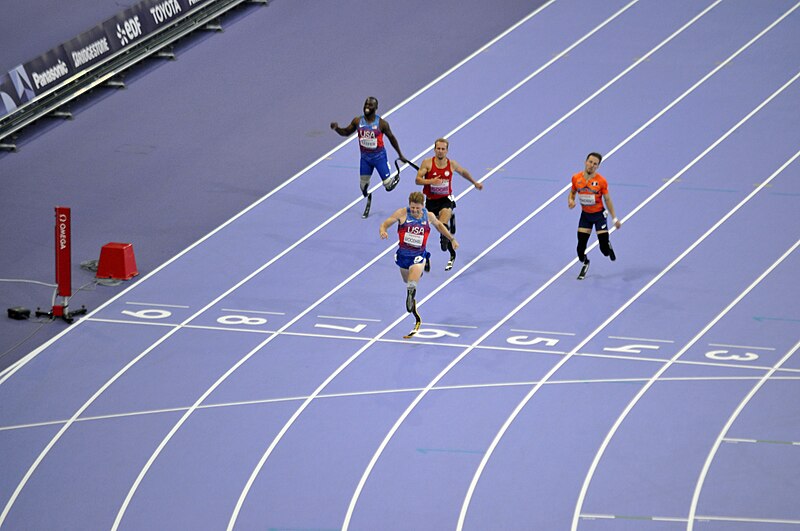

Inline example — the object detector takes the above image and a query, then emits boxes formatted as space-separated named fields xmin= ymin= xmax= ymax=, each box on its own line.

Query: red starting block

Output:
xmin=96 ymin=242 xmax=139 ymax=280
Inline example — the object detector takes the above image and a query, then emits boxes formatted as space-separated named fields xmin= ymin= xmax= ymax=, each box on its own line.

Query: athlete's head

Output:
xmin=585 ymin=152 xmax=602 ymax=175
xmin=363 ymin=97 xmax=378 ymax=117
xmin=408 ymin=191 xmax=425 ymax=217
xmin=434 ymin=138 xmax=449 ymax=160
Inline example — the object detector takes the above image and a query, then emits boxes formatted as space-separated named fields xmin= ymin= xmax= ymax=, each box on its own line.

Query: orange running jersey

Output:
xmin=571 ymin=172 xmax=608 ymax=213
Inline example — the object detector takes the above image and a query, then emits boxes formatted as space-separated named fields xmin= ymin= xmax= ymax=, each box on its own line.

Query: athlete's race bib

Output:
xmin=403 ymin=232 xmax=424 ymax=248
xmin=578 ymin=193 xmax=596 ymax=206
xmin=359 ymin=136 xmax=378 ymax=149
xmin=430 ymin=182 xmax=450 ymax=195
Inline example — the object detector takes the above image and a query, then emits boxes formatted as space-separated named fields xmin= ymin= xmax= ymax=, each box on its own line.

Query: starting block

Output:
xmin=96 ymin=242 xmax=139 ymax=280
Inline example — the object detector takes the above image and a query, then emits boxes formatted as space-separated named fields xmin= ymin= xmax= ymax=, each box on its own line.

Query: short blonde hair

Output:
xmin=409 ymin=191 xmax=425 ymax=205
xmin=434 ymin=138 xmax=449 ymax=148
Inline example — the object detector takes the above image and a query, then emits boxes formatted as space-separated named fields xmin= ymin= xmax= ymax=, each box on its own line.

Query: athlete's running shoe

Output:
xmin=445 ymin=254 xmax=455 ymax=271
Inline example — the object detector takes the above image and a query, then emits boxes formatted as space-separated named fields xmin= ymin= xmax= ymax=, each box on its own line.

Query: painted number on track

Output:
xmin=122 ymin=308 xmax=172 ymax=320
xmin=506 ymin=335 xmax=559 ymax=347
xmin=217 ymin=315 xmax=268 ymax=326
xmin=705 ymin=349 xmax=759 ymax=362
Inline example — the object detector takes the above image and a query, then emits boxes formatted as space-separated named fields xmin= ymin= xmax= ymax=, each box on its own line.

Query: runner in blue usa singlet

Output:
xmin=379 ymin=192 xmax=459 ymax=323
xmin=395 ymin=205 xmax=431 ymax=270
xmin=331 ymin=97 xmax=410 ymax=218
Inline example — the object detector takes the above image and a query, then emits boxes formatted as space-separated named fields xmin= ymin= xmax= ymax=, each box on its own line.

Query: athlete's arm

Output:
xmin=567 ymin=186 xmax=577 ymax=209
xmin=415 ymin=159 xmax=438 ymax=186
xmin=330 ymin=116 xmax=359 ymax=136
xmin=603 ymin=193 xmax=622 ymax=228
xmin=451 ymin=159 xmax=483 ymax=190
xmin=429 ymin=212 xmax=459 ymax=250
xmin=379 ymin=208 xmax=406 ymax=239
xmin=379 ymin=118 xmax=408 ymax=162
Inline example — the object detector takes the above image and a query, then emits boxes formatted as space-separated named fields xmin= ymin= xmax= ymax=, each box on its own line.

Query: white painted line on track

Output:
xmin=221 ymin=308 xmax=286 ymax=315
xmin=64 ymin=318 xmax=800 ymax=374
xmin=723 ymin=437 xmax=800 ymax=445
xmin=3 ymin=3 xmax=792 ymax=528
xmin=354 ymin=0 xmax=800 ymax=523
xmin=461 ymin=66 xmax=800 ymax=531
xmin=0 ymin=1 xmax=578 ymax=523
xmin=687 ymin=336 xmax=800 ymax=530
xmin=424 ymin=322 xmax=479 ymax=329
xmin=695 ymin=516 xmax=800 ymax=525
xmin=317 ymin=315 xmax=382 ymax=322
xmin=108 ymin=2 xmax=621 ymax=526
xmin=708 ymin=342 xmax=776 ymax=351
xmin=0 ymin=0 xmax=559 ymax=387
xmin=582 ymin=513 xmax=800 ymax=525
xmin=6 ymin=374 xmax=799 ymax=434
xmin=570 ymin=231 xmax=800 ymax=529
xmin=4 ymin=14 xmax=646 ymax=521
xmin=360 ymin=0 xmax=769 ymax=524
xmin=124 ymin=302 xmax=190 ymax=308
xmin=228 ymin=3 xmax=666 ymax=525
xmin=336 ymin=5 xmax=800 ymax=526
xmin=608 ymin=336 xmax=674 ymax=343
xmin=511 ymin=329 xmax=576 ymax=336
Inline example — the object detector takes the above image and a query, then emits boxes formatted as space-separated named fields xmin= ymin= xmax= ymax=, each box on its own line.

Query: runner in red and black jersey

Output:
xmin=415 ymin=138 xmax=482 ymax=271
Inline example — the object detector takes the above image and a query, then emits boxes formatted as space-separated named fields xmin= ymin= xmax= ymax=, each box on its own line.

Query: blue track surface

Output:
xmin=1 ymin=1 xmax=799 ymax=529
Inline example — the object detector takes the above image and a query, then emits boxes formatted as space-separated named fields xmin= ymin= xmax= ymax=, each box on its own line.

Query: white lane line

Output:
xmin=0 ymin=2 xmax=572 ymax=523
xmin=696 ymin=516 xmax=800 ymax=525
xmin=353 ymin=2 xmax=749 ymax=525
xmin=687 ymin=336 xmax=800 ymax=530
xmin=221 ymin=309 xmax=286 ymax=315
xmin=570 ymin=232 xmax=800 ymax=529
xmin=707 ymin=343 xmax=776 ymax=351
xmin=82 ymin=318 xmax=178 ymax=328
xmin=582 ymin=513 xmax=688 ymax=522
xmin=1 ymin=10 xmax=618 ymax=510
xmin=226 ymin=2 xmax=661 ymax=525
xmin=0 ymin=0 xmax=559 ymax=388
xmin=582 ymin=514 xmax=800 ymax=525
xmin=238 ymin=0 xmax=737 ymax=524
xmin=110 ymin=2 xmax=613 ymax=526
xmin=464 ymin=82 xmax=800 ymax=531
xmin=608 ymin=336 xmax=674 ymax=343
xmin=723 ymin=437 xmax=800 ymax=446
xmin=8 ymin=374 xmax=800 ymax=433
xmin=67 ymin=318 xmax=799 ymax=373
xmin=511 ymin=329 xmax=577 ymax=336
xmin=124 ymin=302 xmax=190 ymax=308
xmin=317 ymin=315 xmax=382 ymax=322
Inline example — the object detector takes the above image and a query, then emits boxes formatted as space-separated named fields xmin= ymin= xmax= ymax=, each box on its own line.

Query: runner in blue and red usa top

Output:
xmin=567 ymin=152 xmax=622 ymax=279
xmin=331 ymin=96 xmax=409 ymax=218
xmin=416 ymin=138 xmax=482 ymax=272
xmin=380 ymin=191 xmax=458 ymax=316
